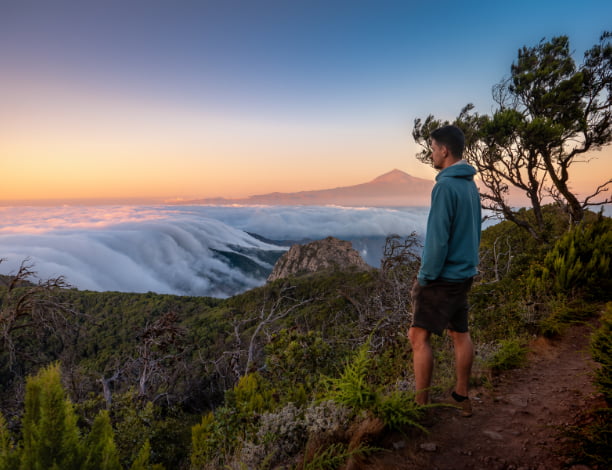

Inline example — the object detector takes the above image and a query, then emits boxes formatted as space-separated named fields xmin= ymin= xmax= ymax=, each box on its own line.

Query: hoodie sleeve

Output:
xmin=417 ymin=182 xmax=454 ymax=285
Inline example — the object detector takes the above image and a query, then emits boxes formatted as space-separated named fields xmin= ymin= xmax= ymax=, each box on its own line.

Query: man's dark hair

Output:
xmin=431 ymin=125 xmax=465 ymax=158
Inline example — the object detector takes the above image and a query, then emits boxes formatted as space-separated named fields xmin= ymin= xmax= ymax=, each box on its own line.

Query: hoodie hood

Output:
xmin=436 ymin=161 xmax=476 ymax=181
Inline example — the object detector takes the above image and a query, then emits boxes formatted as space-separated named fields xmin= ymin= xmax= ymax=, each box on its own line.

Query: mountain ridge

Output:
xmin=174 ymin=169 xmax=433 ymax=207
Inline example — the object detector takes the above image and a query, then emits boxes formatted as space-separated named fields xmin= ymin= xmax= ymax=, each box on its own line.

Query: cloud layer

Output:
xmin=0 ymin=205 xmax=428 ymax=297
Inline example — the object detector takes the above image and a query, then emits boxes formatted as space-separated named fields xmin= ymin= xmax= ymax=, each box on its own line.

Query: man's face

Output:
xmin=430 ymin=138 xmax=448 ymax=170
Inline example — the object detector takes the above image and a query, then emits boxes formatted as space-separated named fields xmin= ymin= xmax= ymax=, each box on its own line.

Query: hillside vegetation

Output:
xmin=0 ymin=206 xmax=610 ymax=469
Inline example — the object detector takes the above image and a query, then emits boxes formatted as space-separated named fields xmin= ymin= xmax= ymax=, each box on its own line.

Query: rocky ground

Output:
xmin=361 ymin=320 xmax=605 ymax=470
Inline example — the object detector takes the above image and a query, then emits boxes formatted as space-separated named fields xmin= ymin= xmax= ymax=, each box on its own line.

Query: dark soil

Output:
xmin=362 ymin=321 xmax=604 ymax=470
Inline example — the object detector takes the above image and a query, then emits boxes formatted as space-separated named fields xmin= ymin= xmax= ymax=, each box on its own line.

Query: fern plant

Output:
xmin=373 ymin=390 xmax=427 ymax=432
xmin=324 ymin=344 xmax=428 ymax=431
xmin=324 ymin=344 xmax=376 ymax=410
xmin=303 ymin=442 xmax=379 ymax=470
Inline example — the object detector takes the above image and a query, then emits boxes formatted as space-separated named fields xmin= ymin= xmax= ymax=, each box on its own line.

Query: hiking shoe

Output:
xmin=457 ymin=398 xmax=472 ymax=417
xmin=451 ymin=392 xmax=472 ymax=417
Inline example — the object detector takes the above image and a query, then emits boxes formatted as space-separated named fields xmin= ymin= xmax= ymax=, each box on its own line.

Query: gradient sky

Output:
xmin=1 ymin=0 xmax=611 ymax=203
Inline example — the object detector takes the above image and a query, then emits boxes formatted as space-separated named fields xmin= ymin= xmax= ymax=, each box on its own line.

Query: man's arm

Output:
xmin=417 ymin=184 xmax=453 ymax=285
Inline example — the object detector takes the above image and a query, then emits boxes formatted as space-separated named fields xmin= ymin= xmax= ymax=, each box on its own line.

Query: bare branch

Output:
xmin=582 ymin=178 xmax=612 ymax=206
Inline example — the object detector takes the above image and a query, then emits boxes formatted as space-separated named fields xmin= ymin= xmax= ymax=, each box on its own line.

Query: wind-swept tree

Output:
xmin=0 ymin=259 xmax=78 ymax=371
xmin=413 ymin=32 xmax=611 ymax=240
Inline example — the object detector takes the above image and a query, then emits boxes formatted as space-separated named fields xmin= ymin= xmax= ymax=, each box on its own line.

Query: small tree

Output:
xmin=19 ymin=362 xmax=83 ymax=470
xmin=83 ymin=410 xmax=122 ymax=470
xmin=413 ymin=32 xmax=611 ymax=240
xmin=133 ymin=311 xmax=187 ymax=401
xmin=129 ymin=440 xmax=164 ymax=470
xmin=0 ymin=259 xmax=79 ymax=373
xmin=0 ymin=412 xmax=19 ymax=470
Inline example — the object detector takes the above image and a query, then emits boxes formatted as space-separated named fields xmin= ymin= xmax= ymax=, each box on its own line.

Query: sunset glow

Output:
xmin=1 ymin=1 xmax=611 ymax=203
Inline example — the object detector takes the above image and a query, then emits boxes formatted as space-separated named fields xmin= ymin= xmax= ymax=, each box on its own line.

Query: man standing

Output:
xmin=408 ymin=125 xmax=481 ymax=416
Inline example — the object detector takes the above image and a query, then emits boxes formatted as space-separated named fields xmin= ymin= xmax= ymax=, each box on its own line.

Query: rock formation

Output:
xmin=267 ymin=237 xmax=370 ymax=282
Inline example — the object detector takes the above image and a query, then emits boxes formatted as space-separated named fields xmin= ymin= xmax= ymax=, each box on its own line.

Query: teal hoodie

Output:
xmin=417 ymin=161 xmax=481 ymax=285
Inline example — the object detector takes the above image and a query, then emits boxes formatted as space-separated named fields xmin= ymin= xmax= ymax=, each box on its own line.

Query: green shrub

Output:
xmin=1 ymin=364 xmax=169 ymax=470
xmin=324 ymin=344 xmax=428 ymax=431
xmin=560 ymin=303 xmax=612 ymax=468
xmin=20 ymin=362 xmax=84 ymax=470
xmin=373 ymin=390 xmax=426 ymax=432
xmin=264 ymin=328 xmax=335 ymax=402
xmin=190 ymin=413 xmax=217 ymax=469
xmin=562 ymin=408 xmax=612 ymax=468
xmin=485 ymin=338 xmax=528 ymax=372
xmin=528 ymin=216 xmax=612 ymax=300
xmin=190 ymin=373 xmax=279 ymax=468
xmin=228 ymin=372 xmax=277 ymax=415
xmin=591 ymin=303 xmax=612 ymax=404
xmin=129 ymin=440 xmax=164 ymax=470
xmin=83 ymin=410 xmax=122 ymax=470
xmin=468 ymin=279 xmax=531 ymax=342
xmin=538 ymin=299 xmax=599 ymax=337
xmin=324 ymin=345 xmax=376 ymax=411
xmin=303 ymin=442 xmax=379 ymax=470
xmin=0 ymin=412 xmax=19 ymax=470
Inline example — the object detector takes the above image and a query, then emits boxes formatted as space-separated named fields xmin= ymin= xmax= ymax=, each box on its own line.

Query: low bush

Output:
xmin=484 ymin=338 xmax=528 ymax=372
xmin=591 ymin=303 xmax=612 ymax=404
xmin=527 ymin=216 xmax=612 ymax=301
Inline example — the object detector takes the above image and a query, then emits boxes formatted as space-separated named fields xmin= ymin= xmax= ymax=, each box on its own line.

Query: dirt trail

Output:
xmin=368 ymin=321 xmax=602 ymax=470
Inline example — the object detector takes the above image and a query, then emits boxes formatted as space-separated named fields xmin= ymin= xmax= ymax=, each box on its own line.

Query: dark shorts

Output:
xmin=411 ymin=277 xmax=473 ymax=336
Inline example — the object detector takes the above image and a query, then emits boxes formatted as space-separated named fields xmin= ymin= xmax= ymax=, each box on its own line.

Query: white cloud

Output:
xmin=0 ymin=205 xmax=429 ymax=297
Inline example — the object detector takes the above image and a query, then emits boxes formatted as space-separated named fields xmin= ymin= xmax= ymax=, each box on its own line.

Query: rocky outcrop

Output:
xmin=267 ymin=237 xmax=370 ymax=282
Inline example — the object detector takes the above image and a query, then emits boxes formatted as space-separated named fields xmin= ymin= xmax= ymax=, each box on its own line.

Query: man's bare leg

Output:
xmin=448 ymin=330 xmax=473 ymax=397
xmin=408 ymin=326 xmax=433 ymax=405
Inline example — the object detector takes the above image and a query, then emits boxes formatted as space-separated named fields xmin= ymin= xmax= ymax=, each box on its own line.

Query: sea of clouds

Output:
xmin=0 ymin=205 xmax=430 ymax=298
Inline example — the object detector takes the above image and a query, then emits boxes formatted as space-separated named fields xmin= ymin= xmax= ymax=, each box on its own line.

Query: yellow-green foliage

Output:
xmin=564 ymin=408 xmax=612 ymax=468
xmin=528 ymin=216 xmax=612 ymax=299
xmin=20 ymin=362 xmax=83 ymax=470
xmin=324 ymin=344 xmax=426 ymax=431
xmin=83 ymin=410 xmax=122 ymax=470
xmin=1 ymin=364 xmax=165 ymax=470
xmin=559 ymin=305 xmax=612 ymax=470
xmin=562 ymin=306 xmax=612 ymax=468
xmin=591 ymin=303 xmax=612 ymax=404
xmin=190 ymin=413 xmax=216 ymax=469
xmin=373 ymin=390 xmax=427 ymax=432
xmin=325 ymin=345 xmax=376 ymax=410
xmin=129 ymin=440 xmax=164 ymax=470
xmin=0 ymin=413 xmax=19 ymax=470
xmin=190 ymin=373 xmax=277 ymax=468
xmin=111 ymin=396 xmax=158 ymax=468
xmin=485 ymin=338 xmax=528 ymax=372
xmin=303 ymin=442 xmax=379 ymax=470
xmin=264 ymin=328 xmax=335 ymax=400
xmin=230 ymin=372 xmax=276 ymax=415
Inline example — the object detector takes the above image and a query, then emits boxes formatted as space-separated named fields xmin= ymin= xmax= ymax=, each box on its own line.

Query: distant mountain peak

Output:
xmin=177 ymin=169 xmax=433 ymax=207
xmin=370 ymin=169 xmax=417 ymax=184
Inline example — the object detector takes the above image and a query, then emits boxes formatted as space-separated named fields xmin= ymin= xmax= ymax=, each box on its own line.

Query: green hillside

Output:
xmin=1 ymin=209 xmax=610 ymax=469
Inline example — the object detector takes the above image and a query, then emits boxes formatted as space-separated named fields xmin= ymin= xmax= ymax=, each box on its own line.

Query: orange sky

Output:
xmin=1 ymin=88 xmax=609 ymax=203
xmin=0 ymin=84 xmax=434 ymax=201
xmin=1 ymin=2 xmax=610 ymax=204
xmin=1 ymin=80 xmax=609 ymax=203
